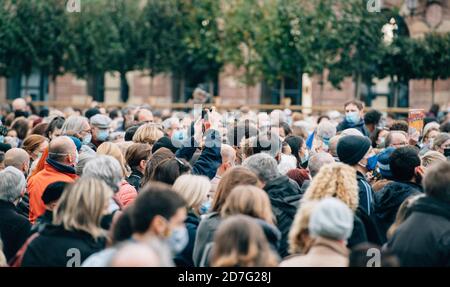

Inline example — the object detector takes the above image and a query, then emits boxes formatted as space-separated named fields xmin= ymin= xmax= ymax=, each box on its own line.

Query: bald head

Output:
xmin=221 ymin=144 xmax=236 ymax=164
xmin=48 ymin=136 xmax=77 ymax=165
xmin=4 ymin=148 xmax=30 ymax=174
xmin=136 ymin=109 xmax=153 ymax=123
xmin=308 ymin=152 xmax=335 ymax=178
xmin=110 ymin=243 xmax=160 ymax=267
xmin=12 ymin=98 xmax=27 ymax=111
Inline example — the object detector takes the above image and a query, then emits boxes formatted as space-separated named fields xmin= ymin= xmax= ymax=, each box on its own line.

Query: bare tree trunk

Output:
xmin=149 ymin=75 xmax=154 ymax=104
xmin=208 ymin=80 xmax=214 ymax=97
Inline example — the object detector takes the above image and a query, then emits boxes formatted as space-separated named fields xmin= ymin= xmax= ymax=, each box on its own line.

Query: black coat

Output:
xmin=374 ymin=181 xmax=422 ymax=243
xmin=356 ymin=172 xmax=375 ymax=216
xmin=126 ymin=168 xmax=143 ymax=192
xmin=0 ymin=201 xmax=31 ymax=261
xmin=21 ymin=225 xmax=106 ymax=267
xmin=264 ymin=175 xmax=301 ymax=258
xmin=193 ymin=212 xmax=221 ymax=267
xmin=30 ymin=210 xmax=53 ymax=235
xmin=387 ymin=196 xmax=450 ymax=267
xmin=348 ymin=207 xmax=383 ymax=248
xmin=336 ymin=118 xmax=370 ymax=137
xmin=174 ymin=211 xmax=200 ymax=267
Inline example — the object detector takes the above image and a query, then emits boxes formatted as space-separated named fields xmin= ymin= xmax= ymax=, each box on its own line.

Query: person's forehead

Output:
xmin=392 ymin=132 xmax=407 ymax=141
xmin=345 ymin=104 xmax=359 ymax=111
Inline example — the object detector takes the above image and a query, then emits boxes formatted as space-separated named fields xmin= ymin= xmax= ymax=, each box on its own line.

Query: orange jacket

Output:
xmin=27 ymin=162 xmax=78 ymax=224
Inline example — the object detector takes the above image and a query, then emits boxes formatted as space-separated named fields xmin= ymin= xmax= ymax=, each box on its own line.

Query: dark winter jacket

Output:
xmin=348 ymin=207 xmax=383 ymax=248
xmin=336 ymin=118 xmax=370 ymax=137
xmin=374 ymin=181 xmax=422 ymax=243
xmin=0 ymin=200 xmax=31 ymax=261
xmin=356 ymin=171 xmax=374 ymax=216
xmin=193 ymin=212 xmax=222 ymax=267
xmin=387 ymin=196 xmax=450 ymax=267
xmin=30 ymin=210 xmax=53 ymax=235
xmin=176 ymin=129 xmax=222 ymax=180
xmin=126 ymin=168 xmax=143 ymax=192
xmin=21 ymin=225 xmax=106 ymax=267
xmin=264 ymin=175 xmax=302 ymax=258
xmin=174 ymin=211 xmax=200 ymax=267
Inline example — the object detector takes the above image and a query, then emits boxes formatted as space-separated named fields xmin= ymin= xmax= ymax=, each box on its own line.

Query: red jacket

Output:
xmin=115 ymin=181 xmax=138 ymax=208
xmin=27 ymin=162 xmax=78 ymax=224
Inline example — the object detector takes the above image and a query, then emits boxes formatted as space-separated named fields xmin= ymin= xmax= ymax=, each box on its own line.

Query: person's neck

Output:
xmin=354 ymin=165 xmax=367 ymax=175
xmin=132 ymin=232 xmax=157 ymax=243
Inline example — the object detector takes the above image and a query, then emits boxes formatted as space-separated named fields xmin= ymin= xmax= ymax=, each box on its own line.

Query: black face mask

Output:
xmin=14 ymin=110 xmax=29 ymax=118
xmin=445 ymin=148 xmax=450 ymax=158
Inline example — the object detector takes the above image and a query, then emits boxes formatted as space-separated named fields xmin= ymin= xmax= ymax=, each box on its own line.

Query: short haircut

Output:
xmin=308 ymin=152 xmax=335 ymax=178
xmin=344 ymin=100 xmax=364 ymax=111
xmin=389 ymin=146 xmax=421 ymax=181
xmin=131 ymin=182 xmax=186 ymax=233
xmin=124 ymin=124 xmax=142 ymax=142
xmin=364 ymin=110 xmax=382 ymax=126
xmin=389 ymin=120 xmax=409 ymax=133
xmin=384 ymin=131 xmax=407 ymax=148
xmin=0 ymin=166 xmax=26 ymax=203
xmin=242 ymin=153 xmax=279 ymax=182
xmin=423 ymin=161 xmax=450 ymax=204
xmin=125 ymin=143 xmax=152 ymax=168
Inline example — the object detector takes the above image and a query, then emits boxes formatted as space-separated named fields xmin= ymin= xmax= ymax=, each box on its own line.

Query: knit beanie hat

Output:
xmin=337 ymin=135 xmax=371 ymax=165
xmin=41 ymin=181 xmax=68 ymax=205
xmin=152 ymin=136 xmax=178 ymax=154
xmin=286 ymin=168 xmax=310 ymax=187
xmin=377 ymin=147 xmax=396 ymax=179
xmin=309 ymin=198 xmax=354 ymax=241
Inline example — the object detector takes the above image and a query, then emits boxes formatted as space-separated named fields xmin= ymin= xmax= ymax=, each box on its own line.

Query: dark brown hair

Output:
xmin=125 ymin=143 xmax=152 ymax=168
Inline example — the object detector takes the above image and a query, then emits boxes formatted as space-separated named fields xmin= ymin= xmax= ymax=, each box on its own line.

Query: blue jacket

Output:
xmin=336 ymin=119 xmax=370 ymax=137
xmin=174 ymin=211 xmax=200 ymax=267
xmin=176 ymin=129 xmax=222 ymax=180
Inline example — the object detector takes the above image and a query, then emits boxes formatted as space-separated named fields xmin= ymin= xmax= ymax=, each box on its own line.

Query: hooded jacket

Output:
xmin=374 ymin=181 xmax=422 ymax=243
xmin=336 ymin=118 xmax=370 ymax=137
xmin=387 ymin=196 xmax=450 ymax=267
xmin=264 ymin=175 xmax=302 ymax=258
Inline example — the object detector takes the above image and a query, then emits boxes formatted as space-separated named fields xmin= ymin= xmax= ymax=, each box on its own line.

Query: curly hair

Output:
xmin=288 ymin=200 xmax=319 ymax=255
xmin=302 ymin=162 xmax=358 ymax=211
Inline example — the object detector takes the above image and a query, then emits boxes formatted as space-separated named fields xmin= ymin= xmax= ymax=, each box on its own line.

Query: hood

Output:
xmin=185 ymin=211 xmax=200 ymax=226
xmin=264 ymin=175 xmax=301 ymax=199
xmin=375 ymin=181 xmax=422 ymax=215
xmin=411 ymin=196 xmax=450 ymax=221
xmin=255 ymin=218 xmax=281 ymax=247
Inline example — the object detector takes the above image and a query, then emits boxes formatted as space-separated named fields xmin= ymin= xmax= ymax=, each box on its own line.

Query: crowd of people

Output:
xmin=0 ymin=97 xmax=449 ymax=267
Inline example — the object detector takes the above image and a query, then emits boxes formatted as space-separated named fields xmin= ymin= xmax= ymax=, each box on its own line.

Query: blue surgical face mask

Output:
xmin=366 ymin=154 xmax=378 ymax=171
xmin=172 ymin=129 xmax=187 ymax=141
xmin=199 ymin=200 xmax=211 ymax=215
xmin=82 ymin=134 xmax=92 ymax=145
xmin=96 ymin=130 xmax=109 ymax=142
xmin=0 ymin=135 xmax=3 ymax=143
xmin=300 ymin=149 xmax=309 ymax=164
xmin=346 ymin=111 xmax=360 ymax=125
xmin=167 ymin=226 xmax=189 ymax=255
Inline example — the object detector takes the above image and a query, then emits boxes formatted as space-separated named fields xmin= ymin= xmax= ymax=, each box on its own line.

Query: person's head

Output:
xmin=211 ymin=215 xmax=279 ymax=267
xmin=141 ymin=147 xmax=174 ymax=188
xmin=97 ymin=142 xmax=129 ymax=178
xmin=132 ymin=123 xmax=164 ymax=145
xmin=421 ymin=150 xmax=447 ymax=168
xmin=344 ymin=100 xmax=364 ymax=124
xmin=337 ymin=135 xmax=375 ymax=173
xmin=30 ymin=122 xmax=49 ymax=136
xmin=377 ymin=147 xmax=396 ymax=179
xmin=130 ymin=182 xmax=186 ymax=244
xmin=135 ymin=108 xmax=154 ymax=123
xmin=317 ymin=115 xmax=330 ymax=125
xmin=4 ymin=148 xmax=30 ymax=174
xmin=242 ymin=153 xmax=279 ymax=184
xmin=431 ymin=132 xmax=450 ymax=155
xmin=253 ymin=131 xmax=282 ymax=161
xmin=277 ymin=154 xmax=297 ymax=175
xmin=82 ymin=155 xmax=123 ymax=193
xmin=90 ymin=114 xmax=112 ymax=143
xmin=309 ymin=198 xmax=354 ymax=242
xmin=284 ymin=135 xmax=307 ymax=166
xmin=212 ymin=167 xmax=260 ymax=213
xmin=371 ymin=128 xmax=389 ymax=148
xmin=0 ymin=166 xmax=26 ymax=204
xmin=125 ymin=143 xmax=152 ymax=174
xmin=288 ymin=200 xmax=319 ymax=255
xmin=385 ymin=131 xmax=408 ymax=148
xmin=386 ymin=194 xmax=424 ymax=240
xmin=161 ymin=118 xmax=180 ymax=138
xmin=152 ymin=136 xmax=178 ymax=154
xmin=53 ymin=177 xmax=112 ymax=239
xmin=45 ymin=116 xmax=65 ymax=140
xmin=109 ymin=243 xmax=161 ymax=267
xmin=303 ymin=162 xmax=358 ymax=211
xmin=307 ymin=152 xmax=335 ymax=178
xmin=286 ymin=168 xmax=310 ymax=187
xmin=61 ymin=115 xmax=91 ymax=144
xmin=389 ymin=146 xmax=421 ymax=182
xmin=10 ymin=117 xmax=29 ymax=140
xmin=328 ymin=135 xmax=341 ymax=158
xmin=47 ymin=136 xmax=77 ymax=166
xmin=389 ymin=120 xmax=409 ymax=133
xmin=75 ymin=152 xmax=95 ymax=176
xmin=349 ymin=243 xmax=400 ymax=267
xmin=12 ymin=98 xmax=27 ymax=113
xmin=340 ymin=128 xmax=364 ymax=137
xmin=221 ymin=185 xmax=274 ymax=225
xmin=41 ymin=181 xmax=68 ymax=211
xmin=124 ymin=124 xmax=142 ymax=142
xmin=423 ymin=161 xmax=450 ymax=204
xmin=279 ymin=121 xmax=292 ymax=138
xmin=364 ymin=110 xmax=382 ymax=133
xmin=151 ymin=157 xmax=191 ymax=185
xmin=220 ymin=143 xmax=236 ymax=169
xmin=172 ymin=174 xmax=210 ymax=213
xmin=440 ymin=121 xmax=450 ymax=133
xmin=422 ymin=122 xmax=440 ymax=145
xmin=316 ymin=121 xmax=336 ymax=151
xmin=22 ymin=134 xmax=48 ymax=161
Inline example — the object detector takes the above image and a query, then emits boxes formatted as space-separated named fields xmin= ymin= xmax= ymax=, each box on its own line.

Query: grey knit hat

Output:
xmin=309 ymin=198 xmax=354 ymax=241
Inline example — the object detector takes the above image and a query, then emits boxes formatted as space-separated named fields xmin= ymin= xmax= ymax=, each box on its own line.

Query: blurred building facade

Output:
xmin=0 ymin=0 xmax=449 ymax=110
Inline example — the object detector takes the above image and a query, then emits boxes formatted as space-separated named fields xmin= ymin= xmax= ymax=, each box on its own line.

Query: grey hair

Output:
xmin=432 ymin=133 xmax=450 ymax=151
xmin=82 ymin=155 xmax=122 ymax=193
xmin=61 ymin=115 xmax=89 ymax=135
xmin=161 ymin=117 xmax=179 ymax=131
xmin=308 ymin=152 xmax=335 ymax=178
xmin=0 ymin=166 xmax=26 ymax=203
xmin=316 ymin=121 xmax=336 ymax=140
xmin=242 ymin=153 xmax=280 ymax=182
xmin=76 ymin=152 xmax=96 ymax=176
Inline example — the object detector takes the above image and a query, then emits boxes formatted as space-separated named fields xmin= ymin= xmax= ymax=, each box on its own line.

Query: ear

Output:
xmin=139 ymin=159 xmax=147 ymax=170
xmin=150 ymin=215 xmax=167 ymax=237
xmin=223 ymin=162 xmax=231 ymax=171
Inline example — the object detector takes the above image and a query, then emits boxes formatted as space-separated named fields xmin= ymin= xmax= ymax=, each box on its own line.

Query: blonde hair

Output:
xmin=132 ymin=123 xmax=164 ymax=145
xmin=288 ymin=201 xmax=319 ymax=254
xmin=53 ymin=178 xmax=112 ymax=240
xmin=97 ymin=142 xmax=130 ymax=177
xmin=302 ymin=162 xmax=359 ymax=211
xmin=221 ymin=185 xmax=274 ymax=225
xmin=421 ymin=150 xmax=447 ymax=168
xmin=172 ymin=174 xmax=210 ymax=210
